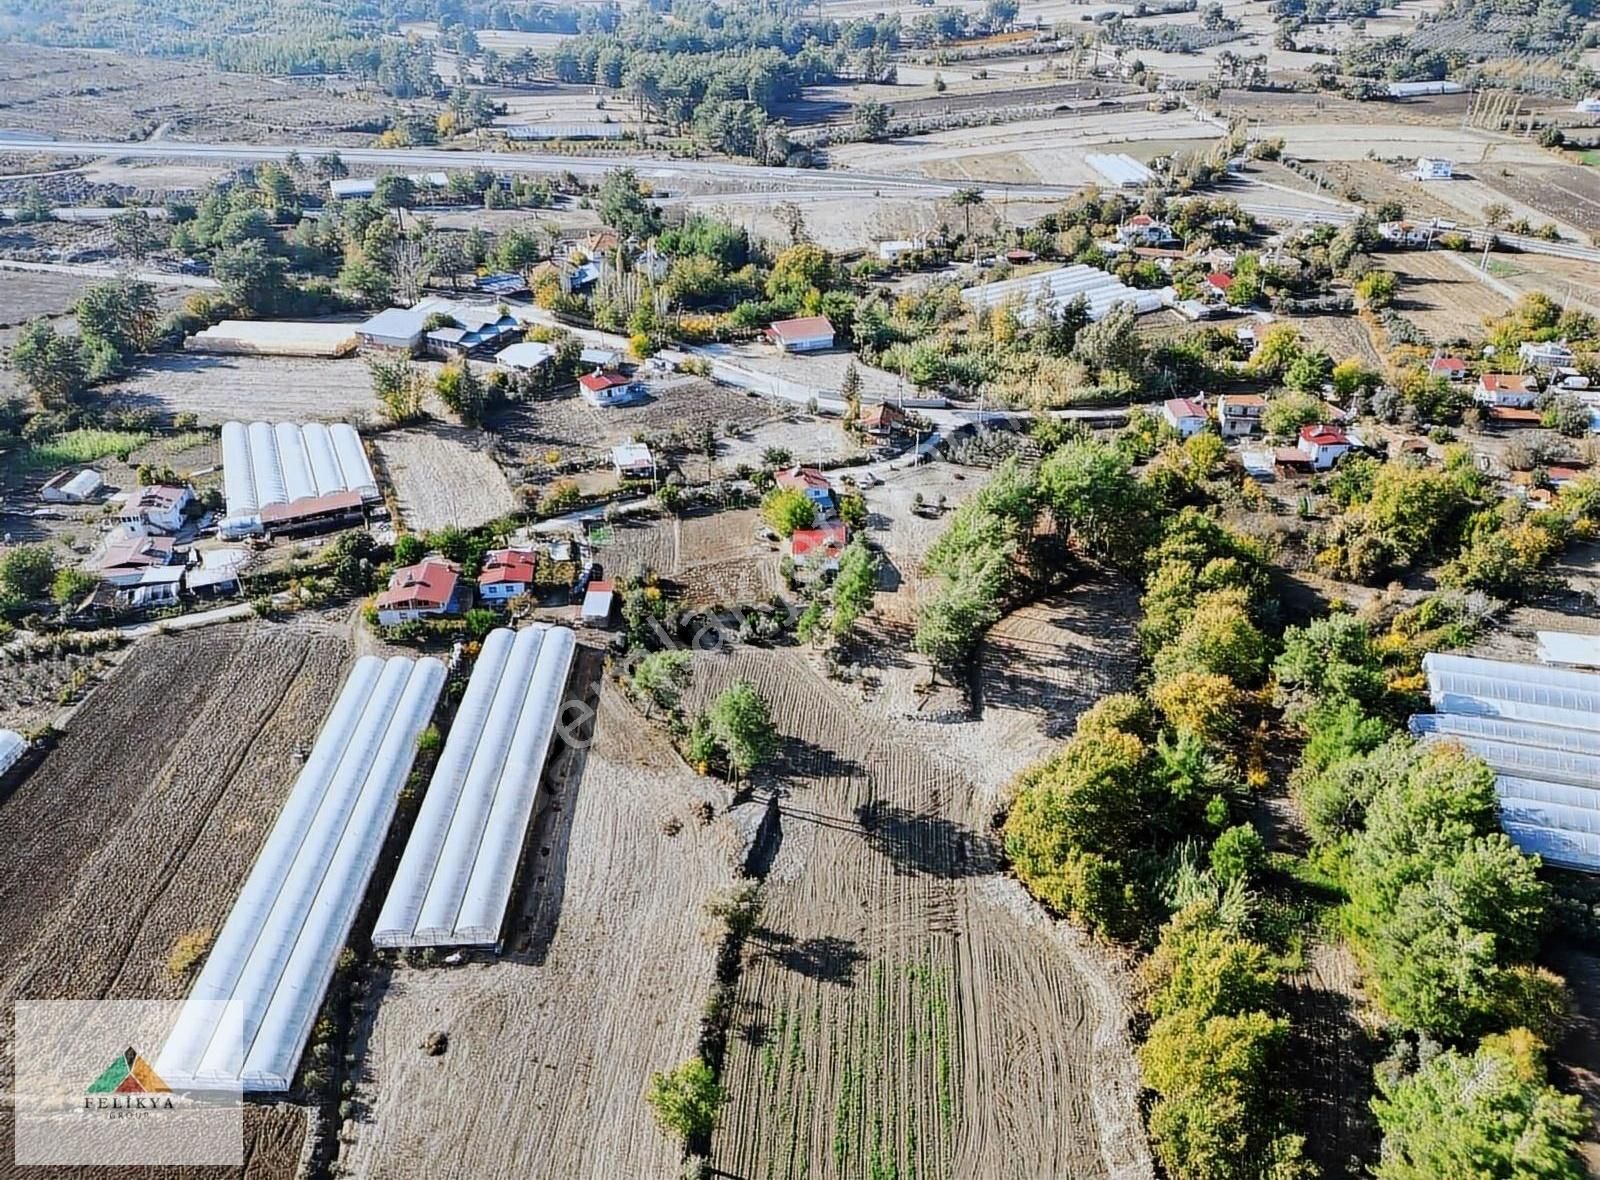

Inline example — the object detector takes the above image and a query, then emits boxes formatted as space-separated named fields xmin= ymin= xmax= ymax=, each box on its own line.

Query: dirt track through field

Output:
xmin=694 ymin=616 xmax=1151 ymax=1180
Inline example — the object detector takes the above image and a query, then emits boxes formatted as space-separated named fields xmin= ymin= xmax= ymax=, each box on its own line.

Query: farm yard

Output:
xmin=689 ymin=613 xmax=1151 ymax=1180
xmin=0 ymin=622 xmax=349 ymax=1179
xmin=599 ymin=505 xmax=782 ymax=605
xmin=372 ymin=425 xmax=517 ymax=532
xmin=109 ymin=354 xmax=382 ymax=425
xmin=342 ymin=672 xmax=740 ymax=1180
xmin=1378 ymin=249 xmax=1513 ymax=342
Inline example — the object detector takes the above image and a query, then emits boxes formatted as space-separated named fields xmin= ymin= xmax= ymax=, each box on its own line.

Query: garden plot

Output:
xmin=597 ymin=505 xmax=782 ymax=604
xmin=1289 ymin=314 xmax=1384 ymax=369
xmin=110 ymin=354 xmax=381 ymax=425
xmin=373 ymin=425 xmax=517 ymax=532
xmin=1378 ymin=250 xmax=1513 ymax=341
xmin=0 ymin=622 xmax=349 ymax=1179
xmin=342 ymin=676 xmax=739 ymax=1180
xmin=684 ymin=644 xmax=1151 ymax=1180
xmin=494 ymin=381 xmax=781 ymax=471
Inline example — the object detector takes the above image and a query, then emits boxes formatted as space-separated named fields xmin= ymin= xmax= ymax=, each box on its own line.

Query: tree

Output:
xmin=631 ymin=649 xmax=692 ymax=715
xmin=598 ymin=168 xmax=661 ymax=239
xmin=646 ymin=1057 xmax=726 ymax=1143
xmin=1071 ymin=303 xmax=1146 ymax=383
xmin=840 ymin=361 xmax=863 ymax=423
xmin=109 ymin=208 xmax=156 ymax=257
xmin=1373 ymin=1030 xmax=1585 ymax=1180
xmin=369 ymin=355 xmax=426 ymax=424
xmin=1356 ymin=269 xmax=1399 ymax=309
xmin=1261 ymin=391 xmax=1324 ymax=440
xmin=213 ymin=240 xmax=289 ymax=314
xmin=9 ymin=320 xmax=88 ymax=409
xmin=706 ymin=679 xmax=779 ymax=778
xmin=949 ymin=186 xmax=985 ymax=249
xmin=765 ymin=243 xmax=835 ymax=306
xmin=1541 ymin=393 xmax=1592 ymax=437
xmin=1273 ymin=613 xmax=1388 ymax=718
xmin=435 ymin=359 xmax=488 ymax=426
xmin=829 ymin=538 xmax=878 ymax=638
xmin=853 ymin=99 xmax=890 ymax=140
xmin=0 ymin=544 xmax=58 ymax=601
xmin=760 ymin=487 xmax=815 ymax=537
xmin=372 ymin=174 xmax=417 ymax=210
xmin=50 ymin=566 xmax=98 ymax=607
xmin=75 ymin=280 xmax=159 ymax=360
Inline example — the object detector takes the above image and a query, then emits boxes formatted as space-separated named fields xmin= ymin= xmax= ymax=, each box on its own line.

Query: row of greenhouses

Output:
xmin=221 ymin=421 xmax=379 ymax=518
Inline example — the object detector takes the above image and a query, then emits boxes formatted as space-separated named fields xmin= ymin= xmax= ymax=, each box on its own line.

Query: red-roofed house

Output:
xmin=1162 ymin=398 xmax=1209 ymax=438
xmin=376 ymin=557 xmax=462 ymax=626
xmin=578 ymin=369 xmax=641 ymax=408
xmin=791 ymin=523 xmax=850 ymax=572
xmin=858 ymin=401 xmax=907 ymax=438
xmin=776 ymin=466 xmax=837 ymax=519
xmin=478 ymin=548 xmax=537 ymax=604
xmin=1298 ymin=424 xmax=1352 ymax=470
xmin=1428 ymin=356 xmax=1467 ymax=382
xmin=766 ymin=316 xmax=835 ymax=353
xmin=1475 ymin=373 xmax=1538 ymax=408
xmin=1204 ymin=272 xmax=1234 ymax=296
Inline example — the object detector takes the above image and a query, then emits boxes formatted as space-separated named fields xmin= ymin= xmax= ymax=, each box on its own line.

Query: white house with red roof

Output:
xmin=1474 ymin=373 xmax=1539 ymax=408
xmin=578 ymin=369 xmax=641 ymax=407
xmin=478 ymin=548 xmax=537 ymax=604
xmin=117 ymin=484 xmax=194 ymax=535
xmin=375 ymin=557 xmax=462 ymax=626
xmin=1297 ymin=424 xmax=1352 ymax=470
xmin=1161 ymin=397 xmax=1209 ymax=438
xmin=791 ymin=523 xmax=849 ymax=572
xmin=1428 ymin=356 xmax=1467 ymax=382
xmin=1116 ymin=215 xmax=1176 ymax=245
xmin=766 ymin=315 xmax=835 ymax=353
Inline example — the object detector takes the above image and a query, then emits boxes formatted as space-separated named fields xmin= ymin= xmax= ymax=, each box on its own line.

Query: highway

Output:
xmin=4 ymin=134 xmax=1596 ymax=261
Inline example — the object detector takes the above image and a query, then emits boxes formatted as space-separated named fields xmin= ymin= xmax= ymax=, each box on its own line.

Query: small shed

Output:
xmin=495 ymin=341 xmax=556 ymax=372
xmin=41 ymin=469 xmax=103 ymax=504
xmin=612 ymin=443 xmax=655 ymax=479
xmin=580 ymin=579 xmax=616 ymax=628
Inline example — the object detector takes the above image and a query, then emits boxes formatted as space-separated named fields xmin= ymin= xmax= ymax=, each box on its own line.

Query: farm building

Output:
xmin=1410 ymin=653 xmax=1600 ymax=870
xmin=858 ymin=401 xmax=907 ymax=438
xmin=612 ymin=442 xmax=655 ymax=479
xmin=580 ymin=579 xmax=616 ymax=627
xmin=355 ymin=298 xmax=518 ymax=356
xmin=476 ymin=272 xmax=529 ymax=297
xmin=184 ymin=321 xmax=359 ymax=359
xmin=578 ymin=370 xmax=642 ymax=407
xmin=478 ymin=548 xmax=538 ymax=603
xmin=372 ymin=626 xmax=578 ymax=948
xmin=505 ymin=123 xmax=628 ymax=140
xmin=1116 ymin=215 xmax=1175 ymax=245
xmin=766 ymin=316 xmax=836 ymax=353
xmin=1162 ymin=398 xmax=1208 ymax=438
xmin=221 ymin=421 xmax=379 ymax=526
xmin=1388 ymin=80 xmax=1464 ymax=97
xmin=117 ymin=484 xmax=194 ymax=534
xmin=375 ymin=558 xmax=463 ymax=626
xmin=1538 ymin=631 xmax=1600 ymax=671
xmin=1475 ymin=373 xmax=1539 ymax=408
xmin=259 ymin=490 xmax=365 ymax=536
xmin=580 ymin=346 xmax=623 ymax=369
xmin=1216 ymin=394 xmax=1266 ymax=437
xmin=1519 ymin=340 xmax=1575 ymax=370
xmin=357 ymin=306 xmax=432 ymax=352
xmin=960 ymin=263 xmax=1164 ymax=325
xmin=40 ymin=469 xmax=103 ymax=504
xmin=1298 ymin=424 xmax=1352 ymax=470
xmin=495 ymin=341 xmax=556 ymax=373
xmin=1085 ymin=153 xmax=1154 ymax=188
xmin=1413 ymin=157 xmax=1454 ymax=181
xmin=878 ymin=239 xmax=927 ymax=262
xmin=1428 ymin=356 xmax=1467 ymax=381
xmin=328 ymin=172 xmax=447 ymax=200
xmin=94 ymin=526 xmax=178 ymax=585
xmin=157 ymin=654 xmax=446 ymax=1091
xmin=117 ymin=564 xmax=185 ymax=608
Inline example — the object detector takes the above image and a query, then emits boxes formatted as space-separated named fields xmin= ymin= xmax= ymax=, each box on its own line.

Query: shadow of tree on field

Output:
xmin=754 ymin=929 xmax=866 ymax=987
xmin=854 ymin=799 xmax=996 ymax=878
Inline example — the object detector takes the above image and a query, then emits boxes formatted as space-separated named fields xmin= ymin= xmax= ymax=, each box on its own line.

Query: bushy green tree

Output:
xmin=759 ymin=487 xmax=815 ymax=537
xmin=0 ymin=544 xmax=58 ymax=601
xmin=706 ymin=679 xmax=778 ymax=778
xmin=645 ymin=1057 xmax=726 ymax=1142
xmin=631 ymin=649 xmax=692 ymax=715
xmin=9 ymin=319 xmax=88 ymax=409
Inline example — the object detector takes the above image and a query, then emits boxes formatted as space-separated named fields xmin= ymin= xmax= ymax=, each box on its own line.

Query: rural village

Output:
xmin=4 ymin=0 xmax=1600 ymax=1176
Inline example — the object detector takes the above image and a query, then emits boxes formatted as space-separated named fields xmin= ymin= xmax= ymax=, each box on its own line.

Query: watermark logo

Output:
xmin=85 ymin=1046 xmax=174 ymax=1106
xmin=14 ymin=999 xmax=243 ymax=1166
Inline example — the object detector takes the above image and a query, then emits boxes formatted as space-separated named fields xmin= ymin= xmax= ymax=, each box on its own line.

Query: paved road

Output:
xmin=0 ymin=256 xmax=220 ymax=289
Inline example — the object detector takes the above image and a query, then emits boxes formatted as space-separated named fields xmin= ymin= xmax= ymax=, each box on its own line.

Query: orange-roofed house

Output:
xmin=376 ymin=557 xmax=462 ymax=626
xmin=1474 ymin=373 xmax=1539 ymax=408
xmin=766 ymin=315 xmax=835 ymax=353
xmin=478 ymin=548 xmax=538 ymax=605
xmin=1216 ymin=393 xmax=1267 ymax=437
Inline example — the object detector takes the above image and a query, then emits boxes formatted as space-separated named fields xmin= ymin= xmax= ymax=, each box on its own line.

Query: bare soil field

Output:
xmin=1477 ymin=163 xmax=1600 ymax=236
xmin=342 ymin=669 xmax=739 ymax=1180
xmin=372 ymin=424 xmax=516 ymax=532
xmin=493 ymin=380 xmax=781 ymax=472
xmin=0 ymin=638 xmax=129 ymax=733
xmin=0 ymin=621 xmax=349 ymax=1180
xmin=1379 ymin=249 xmax=1512 ymax=341
xmin=598 ymin=505 xmax=783 ymax=604
xmin=1289 ymin=313 xmax=1384 ymax=368
xmin=1495 ymin=253 xmax=1600 ymax=318
xmin=110 ymin=354 xmax=381 ymax=425
xmin=689 ymin=627 xmax=1151 ymax=1180
xmin=0 ymin=45 xmax=398 ymax=145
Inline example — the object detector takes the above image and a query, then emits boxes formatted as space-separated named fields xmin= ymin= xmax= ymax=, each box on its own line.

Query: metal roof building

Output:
xmin=505 ymin=123 xmax=628 ymax=140
xmin=158 ymin=655 xmax=446 ymax=1090
xmin=222 ymin=421 xmax=379 ymax=519
xmin=373 ymin=627 xmax=577 ymax=948
xmin=0 ymin=729 xmax=26 ymax=777
xmin=960 ymin=263 xmax=1166 ymax=324
xmin=1538 ymin=631 xmax=1600 ymax=671
xmin=1412 ymin=653 xmax=1600 ymax=870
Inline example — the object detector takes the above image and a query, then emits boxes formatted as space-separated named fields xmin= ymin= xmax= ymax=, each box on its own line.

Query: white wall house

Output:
xmin=1414 ymin=157 xmax=1454 ymax=181
xmin=118 ymin=485 xmax=194 ymax=534
xmin=1298 ymin=424 xmax=1352 ymax=470
xmin=1475 ymin=373 xmax=1539 ymax=408
xmin=1161 ymin=398 xmax=1208 ymax=438
xmin=1216 ymin=394 xmax=1267 ymax=437
xmin=477 ymin=549 xmax=537 ymax=603
xmin=766 ymin=316 xmax=835 ymax=353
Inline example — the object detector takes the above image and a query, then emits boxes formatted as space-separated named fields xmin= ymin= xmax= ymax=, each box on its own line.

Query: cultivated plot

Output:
xmin=373 ymin=425 xmax=518 ymax=532
xmin=111 ymin=354 xmax=381 ymax=425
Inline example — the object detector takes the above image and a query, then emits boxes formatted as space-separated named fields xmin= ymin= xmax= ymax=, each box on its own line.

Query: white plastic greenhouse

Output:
xmin=0 ymin=729 xmax=27 ymax=777
xmin=220 ymin=421 xmax=380 ymax=518
xmin=157 ymin=654 xmax=445 ymax=1092
xmin=960 ymin=263 xmax=1166 ymax=325
xmin=373 ymin=625 xmax=577 ymax=949
xmin=1414 ymin=653 xmax=1600 ymax=871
